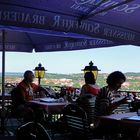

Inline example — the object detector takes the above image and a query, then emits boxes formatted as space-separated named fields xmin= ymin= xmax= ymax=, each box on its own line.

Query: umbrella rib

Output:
xmin=79 ymin=0 xmax=134 ymax=21
xmin=79 ymin=0 xmax=108 ymax=20
xmin=89 ymin=0 xmax=134 ymax=18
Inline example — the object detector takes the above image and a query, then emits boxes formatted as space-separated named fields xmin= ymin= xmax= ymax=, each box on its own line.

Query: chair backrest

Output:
xmin=10 ymin=87 xmax=24 ymax=107
xmin=63 ymin=104 xmax=91 ymax=138
xmin=76 ymin=94 xmax=96 ymax=123
xmin=16 ymin=121 xmax=52 ymax=140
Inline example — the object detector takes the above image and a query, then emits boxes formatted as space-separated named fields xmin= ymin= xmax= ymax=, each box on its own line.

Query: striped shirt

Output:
xmin=94 ymin=86 xmax=126 ymax=120
xmin=94 ymin=86 xmax=110 ymax=119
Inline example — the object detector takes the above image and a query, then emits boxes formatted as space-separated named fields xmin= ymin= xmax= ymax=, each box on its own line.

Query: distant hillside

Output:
xmin=1 ymin=72 xmax=84 ymax=80
xmin=2 ymin=72 xmax=140 ymax=78
xmin=4 ymin=72 xmax=23 ymax=77
xmin=1 ymin=72 xmax=140 ymax=90
xmin=125 ymin=72 xmax=140 ymax=76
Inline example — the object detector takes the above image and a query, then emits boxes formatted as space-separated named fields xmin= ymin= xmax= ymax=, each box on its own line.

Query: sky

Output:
xmin=0 ymin=45 xmax=140 ymax=74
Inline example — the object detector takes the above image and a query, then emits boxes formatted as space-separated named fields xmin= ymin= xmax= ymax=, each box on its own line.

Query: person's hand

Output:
xmin=39 ymin=91 xmax=46 ymax=98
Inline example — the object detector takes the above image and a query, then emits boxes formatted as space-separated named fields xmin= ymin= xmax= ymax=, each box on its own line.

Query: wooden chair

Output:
xmin=4 ymin=87 xmax=24 ymax=131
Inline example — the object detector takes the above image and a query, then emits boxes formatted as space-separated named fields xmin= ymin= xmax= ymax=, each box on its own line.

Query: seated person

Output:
xmin=94 ymin=71 xmax=127 ymax=118
xmin=11 ymin=70 xmax=48 ymax=123
xmin=94 ymin=71 xmax=127 ymax=138
xmin=80 ymin=71 xmax=100 ymax=96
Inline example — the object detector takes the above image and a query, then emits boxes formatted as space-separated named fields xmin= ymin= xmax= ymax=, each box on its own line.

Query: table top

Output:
xmin=30 ymin=100 xmax=67 ymax=106
xmin=30 ymin=97 xmax=68 ymax=106
xmin=29 ymin=97 xmax=68 ymax=114
xmin=99 ymin=112 xmax=137 ymax=120
xmin=0 ymin=93 xmax=11 ymax=100
xmin=122 ymin=115 xmax=140 ymax=121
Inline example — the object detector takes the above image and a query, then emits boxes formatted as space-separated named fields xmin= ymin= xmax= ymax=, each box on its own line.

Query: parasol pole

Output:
xmin=0 ymin=30 xmax=13 ymax=135
xmin=0 ymin=29 xmax=6 ymax=134
xmin=2 ymin=30 xmax=5 ymax=114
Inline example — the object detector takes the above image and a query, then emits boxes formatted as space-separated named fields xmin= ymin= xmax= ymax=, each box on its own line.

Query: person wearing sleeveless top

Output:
xmin=80 ymin=71 xmax=100 ymax=96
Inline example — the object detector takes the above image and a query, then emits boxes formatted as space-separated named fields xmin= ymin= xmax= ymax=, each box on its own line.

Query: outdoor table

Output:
xmin=29 ymin=98 xmax=68 ymax=122
xmin=99 ymin=112 xmax=137 ymax=121
xmin=98 ymin=112 xmax=140 ymax=139
xmin=29 ymin=98 xmax=67 ymax=113
xmin=0 ymin=93 xmax=11 ymax=100
xmin=0 ymin=93 xmax=12 ymax=107
xmin=98 ymin=112 xmax=137 ymax=130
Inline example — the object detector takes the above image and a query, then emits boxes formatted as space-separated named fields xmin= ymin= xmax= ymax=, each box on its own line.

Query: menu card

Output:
xmin=122 ymin=116 xmax=140 ymax=121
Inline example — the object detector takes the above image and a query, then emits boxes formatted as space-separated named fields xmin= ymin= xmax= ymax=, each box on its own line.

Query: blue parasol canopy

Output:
xmin=0 ymin=0 xmax=139 ymax=46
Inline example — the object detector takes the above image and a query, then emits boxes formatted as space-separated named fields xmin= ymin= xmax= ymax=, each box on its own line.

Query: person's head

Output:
xmin=23 ymin=70 xmax=35 ymax=83
xmin=84 ymin=71 xmax=96 ymax=85
xmin=106 ymin=71 xmax=126 ymax=91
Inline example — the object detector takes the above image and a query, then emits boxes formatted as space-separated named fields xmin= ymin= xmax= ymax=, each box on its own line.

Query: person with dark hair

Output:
xmin=94 ymin=71 xmax=126 ymax=117
xmin=80 ymin=71 xmax=100 ymax=96
xmin=93 ymin=71 xmax=127 ymax=139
